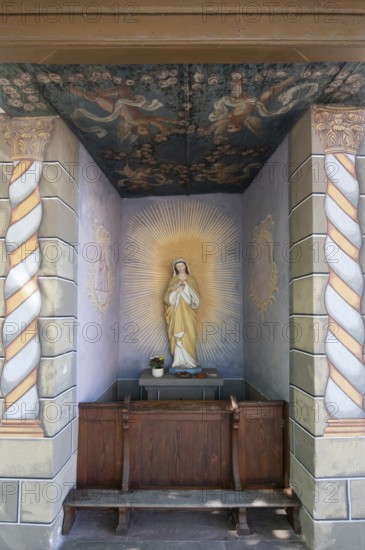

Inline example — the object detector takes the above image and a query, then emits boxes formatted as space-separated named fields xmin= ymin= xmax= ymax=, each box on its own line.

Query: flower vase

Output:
xmin=152 ymin=367 xmax=164 ymax=378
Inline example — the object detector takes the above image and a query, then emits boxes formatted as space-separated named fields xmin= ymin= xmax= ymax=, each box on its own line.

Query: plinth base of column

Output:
xmin=0 ymin=419 xmax=44 ymax=438
xmin=324 ymin=418 xmax=365 ymax=437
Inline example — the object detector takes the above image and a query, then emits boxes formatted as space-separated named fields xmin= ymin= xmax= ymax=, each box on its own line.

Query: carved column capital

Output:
xmin=313 ymin=105 xmax=365 ymax=155
xmin=0 ymin=116 xmax=54 ymax=161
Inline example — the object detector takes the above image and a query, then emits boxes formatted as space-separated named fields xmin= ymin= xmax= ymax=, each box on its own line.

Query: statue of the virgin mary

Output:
xmin=164 ymin=259 xmax=201 ymax=371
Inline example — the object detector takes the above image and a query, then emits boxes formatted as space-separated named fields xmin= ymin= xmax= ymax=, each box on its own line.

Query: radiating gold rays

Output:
xmin=123 ymin=200 xmax=241 ymax=364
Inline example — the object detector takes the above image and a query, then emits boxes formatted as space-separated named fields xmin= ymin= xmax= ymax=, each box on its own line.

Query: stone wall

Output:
xmin=289 ymin=107 xmax=365 ymax=550
xmin=0 ymin=118 xmax=79 ymax=549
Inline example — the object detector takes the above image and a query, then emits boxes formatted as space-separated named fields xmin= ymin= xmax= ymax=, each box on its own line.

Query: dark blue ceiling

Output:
xmin=0 ymin=62 xmax=364 ymax=196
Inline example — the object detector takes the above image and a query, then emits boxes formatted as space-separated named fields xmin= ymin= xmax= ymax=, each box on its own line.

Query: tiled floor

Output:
xmin=58 ymin=508 xmax=309 ymax=550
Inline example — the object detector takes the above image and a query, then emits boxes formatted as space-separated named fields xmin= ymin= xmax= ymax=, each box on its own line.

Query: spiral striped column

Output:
xmin=314 ymin=106 xmax=365 ymax=436
xmin=0 ymin=117 xmax=53 ymax=437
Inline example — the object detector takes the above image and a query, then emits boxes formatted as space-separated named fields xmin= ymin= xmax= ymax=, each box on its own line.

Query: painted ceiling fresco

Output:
xmin=0 ymin=62 xmax=365 ymax=197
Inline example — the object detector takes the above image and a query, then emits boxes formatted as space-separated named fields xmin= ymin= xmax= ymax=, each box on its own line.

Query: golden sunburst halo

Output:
xmin=122 ymin=199 xmax=241 ymax=364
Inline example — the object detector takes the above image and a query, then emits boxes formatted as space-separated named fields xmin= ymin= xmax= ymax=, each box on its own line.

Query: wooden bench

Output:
xmin=62 ymin=396 xmax=301 ymax=537
xmin=62 ymin=487 xmax=301 ymax=536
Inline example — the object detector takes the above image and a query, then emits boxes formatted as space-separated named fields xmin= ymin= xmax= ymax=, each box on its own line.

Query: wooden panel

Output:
xmin=129 ymin=409 xmax=231 ymax=489
xmin=77 ymin=404 xmax=123 ymax=488
xmin=76 ymin=400 xmax=286 ymax=491
xmin=238 ymin=403 xmax=285 ymax=488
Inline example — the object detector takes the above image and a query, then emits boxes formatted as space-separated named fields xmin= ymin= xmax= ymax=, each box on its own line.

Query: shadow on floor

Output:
xmin=58 ymin=508 xmax=309 ymax=549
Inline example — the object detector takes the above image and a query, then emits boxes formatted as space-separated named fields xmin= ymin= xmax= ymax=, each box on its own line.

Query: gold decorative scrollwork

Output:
xmin=249 ymin=214 xmax=278 ymax=319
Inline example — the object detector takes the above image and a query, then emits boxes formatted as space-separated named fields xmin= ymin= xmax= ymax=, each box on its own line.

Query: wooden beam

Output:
xmin=0 ymin=1 xmax=364 ymax=63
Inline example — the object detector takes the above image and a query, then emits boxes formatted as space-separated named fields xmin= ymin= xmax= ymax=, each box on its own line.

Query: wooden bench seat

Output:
xmin=62 ymin=397 xmax=302 ymax=538
xmin=62 ymin=487 xmax=301 ymax=536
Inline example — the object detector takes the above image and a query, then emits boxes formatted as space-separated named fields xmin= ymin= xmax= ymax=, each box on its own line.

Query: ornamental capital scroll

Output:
xmin=313 ymin=105 xmax=365 ymax=155
xmin=0 ymin=116 xmax=54 ymax=161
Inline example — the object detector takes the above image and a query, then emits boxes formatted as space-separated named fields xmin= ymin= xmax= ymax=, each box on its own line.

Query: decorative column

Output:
xmin=0 ymin=117 xmax=53 ymax=437
xmin=314 ymin=106 xmax=365 ymax=436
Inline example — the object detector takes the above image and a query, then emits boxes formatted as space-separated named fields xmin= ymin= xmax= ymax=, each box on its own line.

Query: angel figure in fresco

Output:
xmin=116 ymin=164 xmax=171 ymax=192
xmin=209 ymin=74 xmax=318 ymax=137
xmin=194 ymin=161 xmax=261 ymax=186
xmin=164 ymin=259 xmax=200 ymax=369
xmin=69 ymin=85 xmax=173 ymax=144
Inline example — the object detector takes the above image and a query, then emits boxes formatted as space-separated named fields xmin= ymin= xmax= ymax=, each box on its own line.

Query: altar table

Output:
xmin=138 ymin=367 xmax=223 ymax=400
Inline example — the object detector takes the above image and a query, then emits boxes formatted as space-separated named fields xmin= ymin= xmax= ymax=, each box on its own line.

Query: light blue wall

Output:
xmin=76 ymin=145 xmax=122 ymax=402
xmin=119 ymin=194 xmax=244 ymax=379
xmin=242 ymin=137 xmax=290 ymax=400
